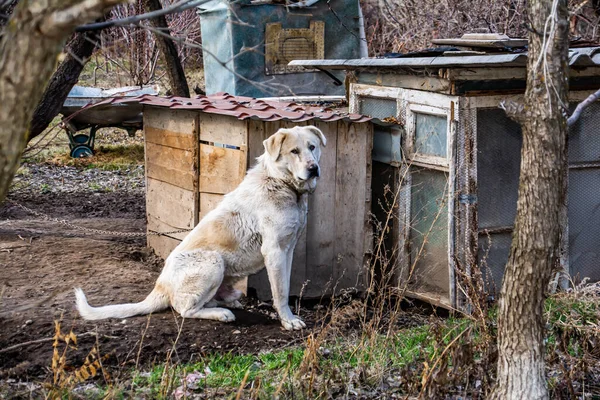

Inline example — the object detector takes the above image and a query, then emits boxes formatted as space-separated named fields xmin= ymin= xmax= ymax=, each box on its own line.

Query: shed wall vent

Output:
xmin=265 ymin=21 xmax=325 ymax=75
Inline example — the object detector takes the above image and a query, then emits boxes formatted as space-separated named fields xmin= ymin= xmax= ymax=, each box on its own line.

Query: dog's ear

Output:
xmin=305 ymin=126 xmax=326 ymax=147
xmin=263 ymin=129 xmax=288 ymax=160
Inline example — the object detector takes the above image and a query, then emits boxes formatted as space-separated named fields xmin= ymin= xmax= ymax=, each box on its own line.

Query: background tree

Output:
xmin=0 ymin=0 xmax=127 ymax=203
xmin=491 ymin=0 xmax=570 ymax=398
xmin=143 ymin=0 xmax=190 ymax=97
xmin=28 ymin=26 xmax=106 ymax=141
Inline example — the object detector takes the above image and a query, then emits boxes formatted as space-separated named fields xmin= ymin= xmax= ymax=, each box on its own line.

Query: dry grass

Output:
xmin=44 ymin=319 xmax=111 ymax=399
xmin=8 ymin=154 xmax=594 ymax=399
xmin=44 ymin=143 xmax=145 ymax=171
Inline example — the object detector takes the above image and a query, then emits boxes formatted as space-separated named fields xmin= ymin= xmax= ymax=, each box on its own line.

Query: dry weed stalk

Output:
xmin=545 ymin=279 xmax=600 ymax=398
xmin=158 ymin=312 xmax=187 ymax=397
xmin=46 ymin=319 xmax=110 ymax=399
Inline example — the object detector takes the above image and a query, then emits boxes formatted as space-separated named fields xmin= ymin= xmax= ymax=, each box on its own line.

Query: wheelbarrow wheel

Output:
xmin=68 ymin=133 xmax=91 ymax=150
xmin=73 ymin=134 xmax=90 ymax=144
xmin=70 ymin=144 xmax=94 ymax=158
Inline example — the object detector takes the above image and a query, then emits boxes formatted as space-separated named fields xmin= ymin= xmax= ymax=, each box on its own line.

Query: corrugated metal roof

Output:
xmin=81 ymin=92 xmax=375 ymax=123
xmin=288 ymin=47 xmax=600 ymax=70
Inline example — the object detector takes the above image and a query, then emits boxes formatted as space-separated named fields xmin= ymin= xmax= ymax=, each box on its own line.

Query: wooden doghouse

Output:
xmin=291 ymin=42 xmax=600 ymax=309
xmin=136 ymin=94 xmax=375 ymax=299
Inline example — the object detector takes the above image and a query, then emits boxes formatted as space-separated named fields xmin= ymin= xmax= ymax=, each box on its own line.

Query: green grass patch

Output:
xmin=126 ymin=326 xmax=436 ymax=398
xmin=68 ymin=291 xmax=600 ymax=399
xmin=130 ymin=349 xmax=305 ymax=399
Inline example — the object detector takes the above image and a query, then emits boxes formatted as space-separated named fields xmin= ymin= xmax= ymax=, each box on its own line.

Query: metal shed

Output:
xmin=197 ymin=0 xmax=366 ymax=98
xmin=87 ymin=93 xmax=377 ymax=300
xmin=291 ymin=45 xmax=600 ymax=308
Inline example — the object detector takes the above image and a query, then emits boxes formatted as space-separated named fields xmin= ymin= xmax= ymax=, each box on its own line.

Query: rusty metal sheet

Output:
xmin=78 ymin=93 xmax=380 ymax=124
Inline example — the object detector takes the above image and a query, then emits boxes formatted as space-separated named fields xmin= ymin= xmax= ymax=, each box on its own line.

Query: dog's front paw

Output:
xmin=281 ymin=316 xmax=306 ymax=331
xmin=218 ymin=309 xmax=236 ymax=322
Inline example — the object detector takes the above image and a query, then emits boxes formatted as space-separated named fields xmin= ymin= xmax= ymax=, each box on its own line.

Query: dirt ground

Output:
xmin=0 ymin=190 xmax=317 ymax=382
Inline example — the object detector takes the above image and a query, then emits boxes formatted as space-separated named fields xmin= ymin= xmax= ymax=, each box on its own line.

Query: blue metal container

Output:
xmin=198 ymin=0 xmax=364 ymax=97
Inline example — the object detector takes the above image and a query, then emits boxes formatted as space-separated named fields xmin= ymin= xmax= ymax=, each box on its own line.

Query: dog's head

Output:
xmin=262 ymin=126 xmax=326 ymax=193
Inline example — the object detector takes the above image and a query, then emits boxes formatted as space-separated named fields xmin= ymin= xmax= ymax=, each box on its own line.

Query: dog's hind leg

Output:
xmin=169 ymin=250 xmax=235 ymax=322
xmin=207 ymin=277 xmax=244 ymax=309
xmin=181 ymin=306 xmax=235 ymax=322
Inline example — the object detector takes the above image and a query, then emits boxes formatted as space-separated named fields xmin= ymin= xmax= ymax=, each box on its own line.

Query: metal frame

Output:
xmin=350 ymin=84 xmax=600 ymax=309
xmin=351 ymin=83 xmax=461 ymax=308
xmin=400 ymin=88 xmax=459 ymax=308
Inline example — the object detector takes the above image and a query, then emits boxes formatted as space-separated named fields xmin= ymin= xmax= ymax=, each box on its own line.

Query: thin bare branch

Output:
xmin=76 ymin=0 xmax=211 ymax=32
xmin=568 ymin=88 xmax=600 ymax=126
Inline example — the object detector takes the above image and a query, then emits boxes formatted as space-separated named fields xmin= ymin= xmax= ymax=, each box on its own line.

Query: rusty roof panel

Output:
xmin=82 ymin=93 xmax=375 ymax=124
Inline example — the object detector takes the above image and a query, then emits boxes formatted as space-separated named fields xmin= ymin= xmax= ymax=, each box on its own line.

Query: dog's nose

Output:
xmin=308 ymin=164 xmax=319 ymax=178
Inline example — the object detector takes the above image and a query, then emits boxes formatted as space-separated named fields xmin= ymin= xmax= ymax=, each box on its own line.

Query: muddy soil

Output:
xmin=0 ymin=190 xmax=316 ymax=381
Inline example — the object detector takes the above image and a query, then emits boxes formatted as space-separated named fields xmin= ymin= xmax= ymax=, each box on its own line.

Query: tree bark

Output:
xmin=0 ymin=0 xmax=125 ymax=203
xmin=143 ymin=0 xmax=189 ymax=97
xmin=490 ymin=0 xmax=569 ymax=399
xmin=0 ymin=0 xmax=18 ymax=31
xmin=28 ymin=28 xmax=103 ymax=141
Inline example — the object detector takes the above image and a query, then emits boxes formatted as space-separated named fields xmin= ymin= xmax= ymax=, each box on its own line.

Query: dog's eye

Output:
xmin=309 ymin=144 xmax=315 ymax=151
xmin=291 ymin=148 xmax=299 ymax=155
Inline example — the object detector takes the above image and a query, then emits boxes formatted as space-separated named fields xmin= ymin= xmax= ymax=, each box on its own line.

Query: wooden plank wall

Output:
xmin=333 ymin=121 xmax=373 ymax=293
xmin=247 ymin=120 xmax=373 ymax=300
xmin=145 ymin=108 xmax=199 ymax=259
xmin=198 ymin=116 xmax=247 ymax=219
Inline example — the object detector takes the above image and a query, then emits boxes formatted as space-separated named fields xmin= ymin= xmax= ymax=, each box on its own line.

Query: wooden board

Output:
xmin=304 ymin=120 xmax=338 ymax=298
xmin=144 ymin=108 xmax=199 ymax=259
xmin=247 ymin=120 xmax=270 ymax=168
xmin=199 ymin=114 xmax=247 ymax=148
xmin=145 ymin=126 xmax=195 ymax=149
xmin=147 ymin=234 xmax=181 ymax=261
xmin=146 ymin=142 xmax=196 ymax=191
xmin=199 ymin=192 xmax=224 ymax=220
xmin=333 ymin=121 xmax=372 ymax=292
xmin=144 ymin=108 xmax=198 ymax=134
xmin=199 ymin=144 xmax=246 ymax=194
xmin=146 ymin=178 xmax=195 ymax=236
xmin=146 ymin=178 xmax=195 ymax=259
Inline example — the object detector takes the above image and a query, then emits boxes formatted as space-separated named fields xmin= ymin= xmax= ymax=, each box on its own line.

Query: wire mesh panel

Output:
xmin=358 ymin=97 xmax=397 ymax=120
xmin=476 ymin=107 xmax=522 ymax=294
xmin=408 ymin=167 xmax=450 ymax=297
xmin=568 ymin=101 xmax=600 ymax=283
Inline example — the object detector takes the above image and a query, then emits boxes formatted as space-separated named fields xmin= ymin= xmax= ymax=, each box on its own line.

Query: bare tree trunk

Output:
xmin=490 ymin=0 xmax=569 ymax=399
xmin=143 ymin=0 xmax=189 ymax=97
xmin=28 ymin=28 xmax=103 ymax=141
xmin=144 ymin=0 xmax=190 ymax=97
xmin=0 ymin=0 xmax=125 ymax=203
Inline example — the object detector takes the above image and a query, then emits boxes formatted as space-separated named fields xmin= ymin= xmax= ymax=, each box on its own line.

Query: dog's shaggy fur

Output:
xmin=75 ymin=126 xmax=326 ymax=330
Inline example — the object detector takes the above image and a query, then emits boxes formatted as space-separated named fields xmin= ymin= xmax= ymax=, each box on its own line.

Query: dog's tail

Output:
xmin=74 ymin=287 xmax=169 ymax=320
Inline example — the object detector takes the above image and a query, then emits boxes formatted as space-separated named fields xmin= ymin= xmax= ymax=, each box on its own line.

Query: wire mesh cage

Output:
xmin=355 ymin=84 xmax=600 ymax=310
xmin=476 ymin=107 xmax=522 ymax=295
xmin=568 ymin=101 xmax=600 ymax=283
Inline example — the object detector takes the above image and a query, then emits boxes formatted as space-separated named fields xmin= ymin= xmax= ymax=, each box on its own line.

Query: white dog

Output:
xmin=75 ymin=125 xmax=326 ymax=330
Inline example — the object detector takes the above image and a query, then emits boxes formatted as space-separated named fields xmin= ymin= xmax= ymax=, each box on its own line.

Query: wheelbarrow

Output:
xmin=61 ymin=85 xmax=158 ymax=157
